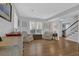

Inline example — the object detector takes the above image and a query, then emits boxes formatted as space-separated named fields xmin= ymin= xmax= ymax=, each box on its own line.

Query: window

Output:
xmin=29 ymin=21 xmax=43 ymax=34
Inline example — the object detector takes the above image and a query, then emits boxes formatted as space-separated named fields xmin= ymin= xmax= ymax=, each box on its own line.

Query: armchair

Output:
xmin=22 ymin=31 xmax=33 ymax=42
xmin=42 ymin=31 xmax=53 ymax=40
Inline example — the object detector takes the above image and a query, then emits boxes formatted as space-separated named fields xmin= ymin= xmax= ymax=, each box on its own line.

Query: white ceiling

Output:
xmin=14 ymin=3 xmax=79 ymax=20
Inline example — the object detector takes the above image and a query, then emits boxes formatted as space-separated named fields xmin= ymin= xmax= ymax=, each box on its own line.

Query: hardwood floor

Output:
xmin=23 ymin=38 xmax=79 ymax=56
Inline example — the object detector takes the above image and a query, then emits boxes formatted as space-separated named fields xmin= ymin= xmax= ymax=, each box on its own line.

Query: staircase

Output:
xmin=65 ymin=20 xmax=78 ymax=43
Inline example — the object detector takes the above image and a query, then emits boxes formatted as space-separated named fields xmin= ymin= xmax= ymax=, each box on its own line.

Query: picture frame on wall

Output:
xmin=0 ymin=3 xmax=12 ymax=22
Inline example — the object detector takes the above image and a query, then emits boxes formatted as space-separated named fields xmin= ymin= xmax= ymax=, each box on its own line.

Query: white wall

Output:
xmin=0 ymin=17 xmax=14 ymax=36
xmin=0 ymin=4 xmax=18 ymax=37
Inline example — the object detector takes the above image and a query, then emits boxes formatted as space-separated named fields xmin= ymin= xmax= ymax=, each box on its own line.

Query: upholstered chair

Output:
xmin=22 ymin=31 xmax=33 ymax=42
xmin=42 ymin=31 xmax=53 ymax=40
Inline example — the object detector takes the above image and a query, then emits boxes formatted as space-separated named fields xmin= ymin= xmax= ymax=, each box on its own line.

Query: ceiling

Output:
xmin=14 ymin=3 xmax=79 ymax=20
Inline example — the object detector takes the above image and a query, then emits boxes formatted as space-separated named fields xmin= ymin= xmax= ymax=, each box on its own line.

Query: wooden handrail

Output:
xmin=65 ymin=20 xmax=78 ymax=31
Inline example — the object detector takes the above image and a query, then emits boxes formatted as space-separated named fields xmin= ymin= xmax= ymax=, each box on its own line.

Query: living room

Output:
xmin=0 ymin=3 xmax=79 ymax=56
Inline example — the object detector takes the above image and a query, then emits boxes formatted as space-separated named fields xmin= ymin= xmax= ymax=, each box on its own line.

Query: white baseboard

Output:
xmin=66 ymin=37 xmax=79 ymax=43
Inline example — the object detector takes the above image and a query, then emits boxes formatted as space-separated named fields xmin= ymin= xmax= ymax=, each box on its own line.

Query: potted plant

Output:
xmin=0 ymin=37 xmax=2 ymax=41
